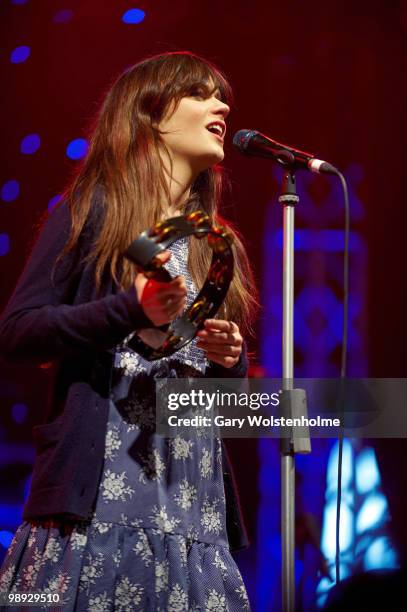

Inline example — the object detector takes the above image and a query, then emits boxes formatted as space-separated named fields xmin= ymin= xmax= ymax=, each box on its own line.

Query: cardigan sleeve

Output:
xmin=0 ymin=200 xmax=153 ymax=364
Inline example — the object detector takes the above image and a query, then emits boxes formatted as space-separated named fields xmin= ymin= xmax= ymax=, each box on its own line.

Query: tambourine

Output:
xmin=123 ymin=211 xmax=234 ymax=360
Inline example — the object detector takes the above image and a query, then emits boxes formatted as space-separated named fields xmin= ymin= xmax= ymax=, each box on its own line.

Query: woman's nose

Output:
xmin=213 ymin=98 xmax=230 ymax=119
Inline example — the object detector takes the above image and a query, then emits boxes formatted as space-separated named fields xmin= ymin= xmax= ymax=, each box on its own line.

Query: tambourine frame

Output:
xmin=123 ymin=211 xmax=234 ymax=361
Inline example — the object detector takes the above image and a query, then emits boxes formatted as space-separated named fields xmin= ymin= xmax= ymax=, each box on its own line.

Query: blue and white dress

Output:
xmin=0 ymin=237 xmax=251 ymax=611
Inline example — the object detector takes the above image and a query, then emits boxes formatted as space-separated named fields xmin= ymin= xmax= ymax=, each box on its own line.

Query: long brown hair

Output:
xmin=60 ymin=51 xmax=259 ymax=336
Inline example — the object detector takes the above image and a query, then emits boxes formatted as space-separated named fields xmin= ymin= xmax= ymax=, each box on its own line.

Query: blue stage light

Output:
xmin=122 ymin=8 xmax=145 ymax=24
xmin=10 ymin=46 xmax=31 ymax=64
xmin=66 ymin=138 xmax=88 ymax=160
xmin=364 ymin=536 xmax=398 ymax=570
xmin=1 ymin=180 xmax=20 ymax=202
xmin=48 ymin=195 xmax=62 ymax=212
xmin=356 ymin=493 xmax=388 ymax=534
xmin=0 ymin=234 xmax=10 ymax=256
xmin=12 ymin=403 xmax=28 ymax=425
xmin=12 ymin=0 xmax=29 ymax=4
xmin=355 ymin=447 xmax=380 ymax=494
xmin=0 ymin=532 xmax=14 ymax=549
xmin=20 ymin=134 xmax=41 ymax=155
xmin=53 ymin=9 xmax=74 ymax=23
xmin=0 ymin=505 xmax=23 ymax=528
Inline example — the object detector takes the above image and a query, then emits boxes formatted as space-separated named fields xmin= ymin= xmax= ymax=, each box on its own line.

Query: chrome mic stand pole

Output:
xmin=279 ymin=169 xmax=311 ymax=612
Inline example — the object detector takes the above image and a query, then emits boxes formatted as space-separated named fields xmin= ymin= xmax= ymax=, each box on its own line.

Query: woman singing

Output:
xmin=0 ymin=51 xmax=258 ymax=611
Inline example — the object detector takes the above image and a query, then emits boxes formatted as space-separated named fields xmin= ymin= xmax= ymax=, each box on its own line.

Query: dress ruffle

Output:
xmin=0 ymin=518 xmax=250 ymax=611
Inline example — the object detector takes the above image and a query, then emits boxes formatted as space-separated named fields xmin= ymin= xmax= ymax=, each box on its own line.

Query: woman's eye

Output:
xmin=189 ymin=89 xmax=206 ymax=99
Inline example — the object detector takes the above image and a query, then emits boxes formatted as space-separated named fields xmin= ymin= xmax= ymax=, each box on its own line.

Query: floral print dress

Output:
xmin=0 ymin=237 xmax=251 ymax=611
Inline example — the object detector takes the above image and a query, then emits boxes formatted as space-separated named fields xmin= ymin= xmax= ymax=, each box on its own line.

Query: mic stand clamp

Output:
xmin=279 ymin=388 xmax=311 ymax=455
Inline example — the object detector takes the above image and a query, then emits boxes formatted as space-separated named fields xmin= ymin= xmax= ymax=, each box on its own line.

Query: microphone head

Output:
xmin=233 ymin=128 xmax=337 ymax=173
xmin=232 ymin=129 xmax=257 ymax=153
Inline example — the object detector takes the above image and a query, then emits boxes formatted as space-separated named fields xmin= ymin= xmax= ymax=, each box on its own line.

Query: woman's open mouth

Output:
xmin=206 ymin=121 xmax=226 ymax=142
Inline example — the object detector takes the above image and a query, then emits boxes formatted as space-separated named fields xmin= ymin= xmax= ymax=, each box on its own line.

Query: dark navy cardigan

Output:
xmin=0 ymin=199 xmax=249 ymax=551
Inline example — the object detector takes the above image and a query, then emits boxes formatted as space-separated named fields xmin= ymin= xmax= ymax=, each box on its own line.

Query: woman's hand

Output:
xmin=196 ymin=319 xmax=243 ymax=368
xmin=134 ymin=251 xmax=187 ymax=326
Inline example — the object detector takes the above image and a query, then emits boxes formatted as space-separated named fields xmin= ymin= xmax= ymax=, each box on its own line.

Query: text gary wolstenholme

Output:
xmin=166 ymin=413 xmax=341 ymax=429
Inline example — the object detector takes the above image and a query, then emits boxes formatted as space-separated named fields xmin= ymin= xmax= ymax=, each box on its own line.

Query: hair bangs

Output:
xmin=151 ymin=52 xmax=233 ymax=114
xmin=173 ymin=54 xmax=233 ymax=106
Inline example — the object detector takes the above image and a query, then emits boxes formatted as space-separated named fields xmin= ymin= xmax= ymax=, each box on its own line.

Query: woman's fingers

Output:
xmin=158 ymin=278 xmax=187 ymax=303
xmin=205 ymin=354 xmax=238 ymax=368
xmin=196 ymin=319 xmax=243 ymax=368
xmin=196 ymin=331 xmax=241 ymax=345
xmin=166 ymin=295 xmax=187 ymax=317
xmin=154 ymin=250 xmax=171 ymax=264
xmin=196 ymin=319 xmax=242 ymax=347
xmin=160 ymin=277 xmax=187 ymax=317
xmin=135 ymin=271 xmax=187 ymax=325
xmin=197 ymin=343 xmax=241 ymax=357
xmin=203 ymin=319 xmax=233 ymax=332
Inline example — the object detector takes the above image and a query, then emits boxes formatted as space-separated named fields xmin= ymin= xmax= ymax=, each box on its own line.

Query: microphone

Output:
xmin=233 ymin=129 xmax=338 ymax=175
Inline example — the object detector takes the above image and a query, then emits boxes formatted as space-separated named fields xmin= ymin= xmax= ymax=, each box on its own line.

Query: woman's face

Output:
xmin=158 ymin=84 xmax=230 ymax=174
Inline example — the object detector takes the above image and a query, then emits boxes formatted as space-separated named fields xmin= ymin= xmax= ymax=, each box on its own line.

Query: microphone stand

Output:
xmin=278 ymin=169 xmax=311 ymax=612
